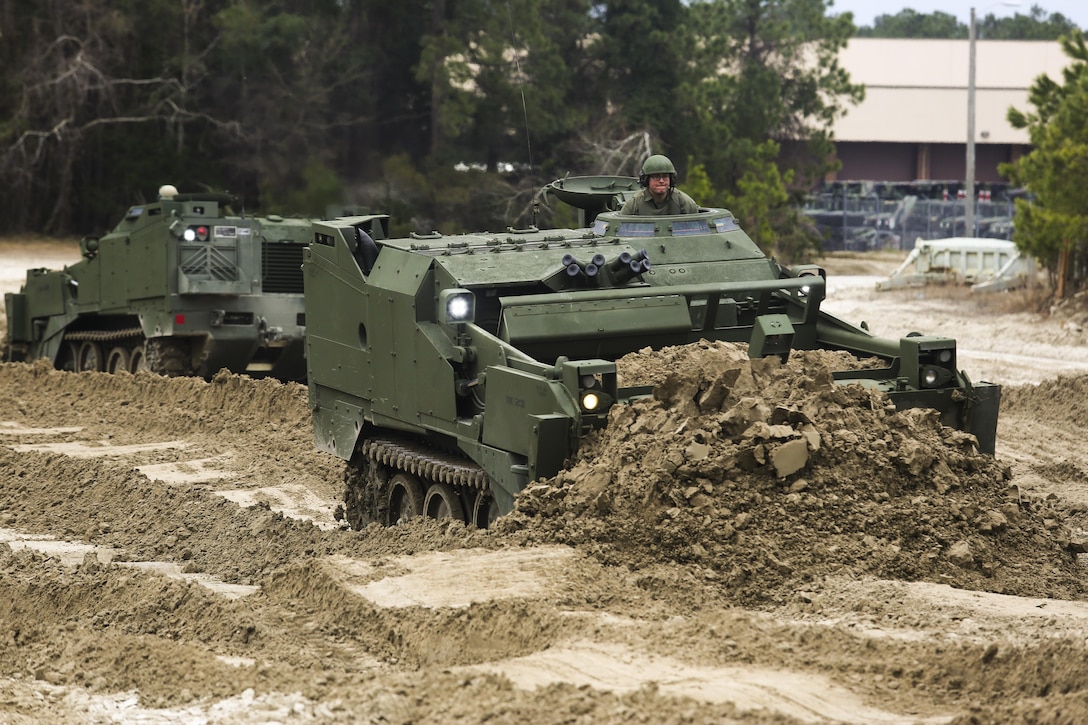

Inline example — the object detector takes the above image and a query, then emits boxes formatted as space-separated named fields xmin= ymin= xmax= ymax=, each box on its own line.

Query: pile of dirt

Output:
xmin=1002 ymin=373 xmax=1088 ymax=424
xmin=8 ymin=339 xmax=1088 ymax=721
xmin=498 ymin=341 xmax=1088 ymax=606
xmin=0 ymin=362 xmax=496 ymax=584
xmin=1051 ymin=289 xmax=1088 ymax=331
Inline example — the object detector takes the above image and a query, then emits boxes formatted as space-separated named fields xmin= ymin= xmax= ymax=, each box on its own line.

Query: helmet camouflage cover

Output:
xmin=641 ymin=155 xmax=677 ymax=176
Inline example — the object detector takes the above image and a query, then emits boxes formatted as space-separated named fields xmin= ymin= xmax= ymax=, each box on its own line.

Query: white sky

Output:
xmin=829 ymin=1 xmax=1088 ymax=30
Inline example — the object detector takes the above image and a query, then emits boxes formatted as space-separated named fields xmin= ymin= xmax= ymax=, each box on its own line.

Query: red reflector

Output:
xmin=175 ymin=313 xmax=186 ymax=325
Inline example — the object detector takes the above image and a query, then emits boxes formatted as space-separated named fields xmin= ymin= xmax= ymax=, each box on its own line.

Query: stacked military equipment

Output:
xmin=303 ymin=176 xmax=1001 ymax=529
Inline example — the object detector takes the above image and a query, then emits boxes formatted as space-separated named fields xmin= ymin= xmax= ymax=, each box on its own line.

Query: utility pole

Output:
xmin=966 ymin=7 xmax=977 ymax=237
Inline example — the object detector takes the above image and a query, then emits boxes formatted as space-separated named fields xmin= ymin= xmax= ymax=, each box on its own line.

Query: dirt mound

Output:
xmin=1051 ymin=289 xmax=1088 ymax=331
xmin=7 ymin=334 xmax=1088 ymax=721
xmin=1001 ymin=373 xmax=1088 ymax=423
xmin=499 ymin=341 xmax=1088 ymax=606
xmin=0 ymin=361 xmax=498 ymax=582
xmin=0 ymin=359 xmax=310 ymax=437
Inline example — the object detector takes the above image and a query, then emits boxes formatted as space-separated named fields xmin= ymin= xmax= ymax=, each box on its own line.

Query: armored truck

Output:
xmin=304 ymin=176 xmax=1001 ymax=529
xmin=4 ymin=190 xmax=312 ymax=380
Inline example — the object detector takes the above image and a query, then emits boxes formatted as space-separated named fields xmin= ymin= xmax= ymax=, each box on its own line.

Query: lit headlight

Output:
xmin=438 ymin=288 xmax=475 ymax=326
xmin=920 ymin=365 xmax=955 ymax=389
xmin=448 ymin=296 xmax=471 ymax=320
xmin=184 ymin=225 xmax=210 ymax=242
xmin=581 ymin=391 xmax=601 ymax=411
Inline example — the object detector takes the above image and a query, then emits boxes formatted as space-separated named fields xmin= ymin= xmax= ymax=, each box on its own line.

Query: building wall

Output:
xmin=833 ymin=142 xmax=916 ymax=181
xmin=832 ymin=142 xmax=1030 ymax=184
xmin=828 ymin=38 xmax=1068 ymax=184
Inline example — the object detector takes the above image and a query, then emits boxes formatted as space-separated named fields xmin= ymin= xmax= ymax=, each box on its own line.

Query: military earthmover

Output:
xmin=304 ymin=176 xmax=1001 ymax=529
xmin=4 ymin=190 xmax=313 ymax=380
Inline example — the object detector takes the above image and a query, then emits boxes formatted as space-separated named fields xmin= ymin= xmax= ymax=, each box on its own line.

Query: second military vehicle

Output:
xmin=4 ymin=187 xmax=315 ymax=380
xmin=304 ymin=176 xmax=1001 ymax=529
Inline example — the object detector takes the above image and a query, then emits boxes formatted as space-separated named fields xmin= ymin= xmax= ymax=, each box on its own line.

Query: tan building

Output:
xmin=829 ymin=38 xmax=1071 ymax=184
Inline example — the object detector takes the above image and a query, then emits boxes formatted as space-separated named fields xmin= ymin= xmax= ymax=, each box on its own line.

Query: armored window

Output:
xmin=616 ymin=222 xmax=656 ymax=237
xmin=714 ymin=217 xmax=740 ymax=233
xmin=672 ymin=220 xmax=710 ymax=236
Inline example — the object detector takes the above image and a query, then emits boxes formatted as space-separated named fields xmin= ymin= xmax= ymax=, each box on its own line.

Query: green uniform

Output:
xmin=619 ymin=188 xmax=700 ymax=216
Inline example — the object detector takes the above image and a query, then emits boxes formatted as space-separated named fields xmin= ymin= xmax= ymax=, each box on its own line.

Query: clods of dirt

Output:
xmin=500 ymin=341 xmax=1088 ymax=606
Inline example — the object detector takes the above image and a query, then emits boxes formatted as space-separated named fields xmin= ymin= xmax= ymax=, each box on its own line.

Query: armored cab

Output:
xmin=4 ymin=191 xmax=314 ymax=380
xmin=304 ymin=177 xmax=1001 ymax=529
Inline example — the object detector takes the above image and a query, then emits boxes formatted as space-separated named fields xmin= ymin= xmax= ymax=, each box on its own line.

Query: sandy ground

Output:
xmin=2 ymin=243 xmax=1088 ymax=724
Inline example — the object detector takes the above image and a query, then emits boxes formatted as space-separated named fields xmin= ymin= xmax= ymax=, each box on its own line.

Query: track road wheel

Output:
xmin=128 ymin=343 xmax=148 ymax=373
xmin=105 ymin=346 xmax=131 ymax=374
xmin=425 ymin=483 xmax=464 ymax=522
xmin=472 ymin=491 xmax=499 ymax=529
xmin=387 ymin=473 xmax=425 ymax=525
xmin=56 ymin=341 xmax=80 ymax=372
xmin=77 ymin=341 xmax=104 ymax=372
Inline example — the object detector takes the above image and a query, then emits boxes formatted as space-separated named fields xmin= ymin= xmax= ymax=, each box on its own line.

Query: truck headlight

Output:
xmin=439 ymin=289 xmax=475 ymax=326
xmin=581 ymin=391 xmax=601 ymax=411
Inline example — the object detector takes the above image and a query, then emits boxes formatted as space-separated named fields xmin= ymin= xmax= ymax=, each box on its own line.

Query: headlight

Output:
xmin=920 ymin=365 xmax=954 ymax=388
xmin=438 ymin=288 xmax=475 ymax=326
xmin=901 ymin=336 xmax=958 ymax=390
xmin=447 ymin=296 xmax=471 ymax=320
xmin=184 ymin=225 xmax=210 ymax=242
xmin=923 ymin=367 xmax=940 ymax=387
xmin=581 ymin=391 xmax=600 ymax=411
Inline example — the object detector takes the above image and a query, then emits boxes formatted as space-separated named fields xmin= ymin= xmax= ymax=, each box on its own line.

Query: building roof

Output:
xmin=833 ymin=38 xmax=1072 ymax=145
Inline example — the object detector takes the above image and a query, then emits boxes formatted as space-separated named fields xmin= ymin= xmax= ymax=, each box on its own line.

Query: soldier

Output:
xmin=619 ymin=155 xmax=700 ymax=216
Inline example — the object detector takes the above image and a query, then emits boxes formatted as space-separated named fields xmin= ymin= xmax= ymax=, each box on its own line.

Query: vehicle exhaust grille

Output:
xmin=180 ymin=244 xmax=239 ymax=281
xmin=262 ymin=242 xmax=306 ymax=294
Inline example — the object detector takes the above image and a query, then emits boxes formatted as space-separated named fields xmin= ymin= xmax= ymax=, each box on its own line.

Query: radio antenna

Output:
xmin=505 ymin=0 xmax=534 ymax=179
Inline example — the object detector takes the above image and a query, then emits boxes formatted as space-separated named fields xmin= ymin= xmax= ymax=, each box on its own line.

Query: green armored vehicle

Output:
xmin=4 ymin=187 xmax=311 ymax=380
xmin=304 ymin=176 xmax=1000 ymax=529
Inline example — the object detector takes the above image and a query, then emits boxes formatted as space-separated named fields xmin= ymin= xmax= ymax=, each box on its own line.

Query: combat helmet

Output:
xmin=639 ymin=155 xmax=677 ymax=187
